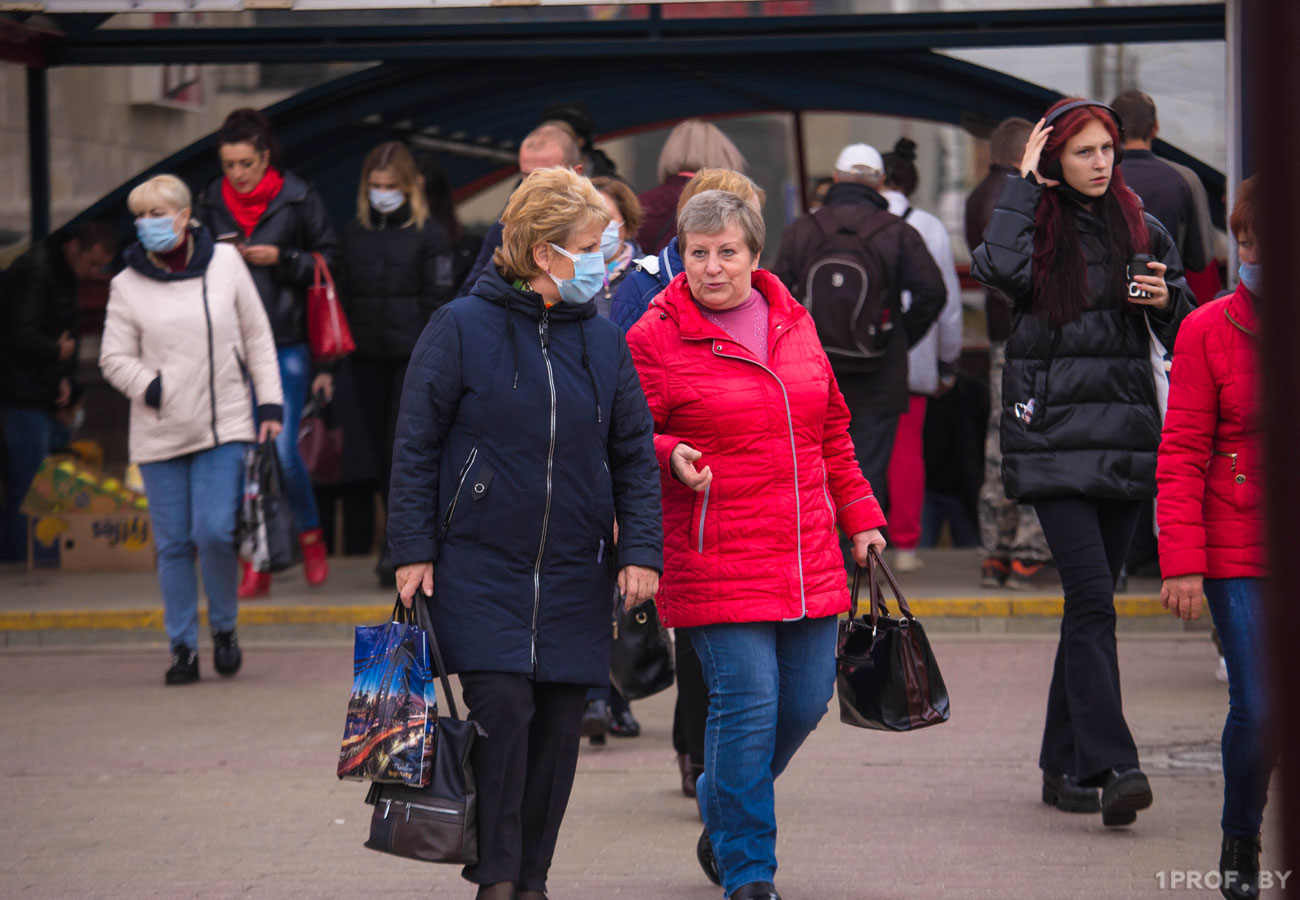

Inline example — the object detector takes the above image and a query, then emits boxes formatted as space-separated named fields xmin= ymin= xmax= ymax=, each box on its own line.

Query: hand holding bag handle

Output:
xmin=393 ymin=596 xmax=461 ymax=721
xmin=848 ymin=545 xmax=913 ymax=628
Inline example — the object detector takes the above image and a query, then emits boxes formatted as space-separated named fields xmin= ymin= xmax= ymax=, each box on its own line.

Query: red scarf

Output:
xmin=221 ymin=167 xmax=285 ymax=238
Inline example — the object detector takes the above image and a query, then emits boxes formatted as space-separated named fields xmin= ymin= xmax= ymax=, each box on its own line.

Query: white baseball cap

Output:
xmin=834 ymin=143 xmax=884 ymax=175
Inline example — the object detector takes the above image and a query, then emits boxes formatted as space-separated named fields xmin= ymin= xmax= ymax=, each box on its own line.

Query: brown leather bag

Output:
xmin=835 ymin=547 xmax=950 ymax=731
xmin=364 ymin=595 xmax=484 ymax=864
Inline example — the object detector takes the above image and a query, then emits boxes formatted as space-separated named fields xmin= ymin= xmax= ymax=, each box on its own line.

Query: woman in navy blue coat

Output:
xmin=388 ymin=167 xmax=663 ymax=900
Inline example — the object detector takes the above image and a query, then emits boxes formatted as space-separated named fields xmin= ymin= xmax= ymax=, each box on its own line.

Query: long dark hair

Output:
xmin=216 ymin=108 xmax=282 ymax=169
xmin=1031 ymin=98 xmax=1149 ymax=327
xmin=416 ymin=155 xmax=463 ymax=244
xmin=882 ymin=138 xmax=919 ymax=196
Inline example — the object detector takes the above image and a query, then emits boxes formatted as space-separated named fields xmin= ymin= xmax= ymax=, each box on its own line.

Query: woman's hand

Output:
xmin=1019 ymin=119 xmax=1060 ymax=187
xmin=850 ymin=528 xmax=887 ymax=568
xmin=1160 ymin=574 xmax=1204 ymax=621
xmin=258 ymin=421 xmax=282 ymax=443
xmin=241 ymin=244 xmax=281 ymax=266
xmin=1129 ymin=259 xmax=1171 ymax=310
xmin=619 ymin=565 xmax=660 ymax=611
xmin=311 ymin=372 xmax=335 ymax=402
xmin=669 ymin=443 xmax=712 ymax=492
xmin=397 ymin=563 xmax=434 ymax=606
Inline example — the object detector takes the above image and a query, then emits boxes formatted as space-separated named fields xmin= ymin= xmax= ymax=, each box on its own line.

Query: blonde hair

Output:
xmin=657 ymin=119 xmax=746 ymax=184
xmin=676 ymin=168 xmax=766 ymax=216
xmin=677 ymin=190 xmax=765 ymax=258
xmin=592 ymin=176 xmax=643 ymax=239
xmin=357 ymin=141 xmax=429 ymax=229
xmin=127 ymin=175 xmax=191 ymax=215
xmin=493 ymin=167 xmax=611 ymax=281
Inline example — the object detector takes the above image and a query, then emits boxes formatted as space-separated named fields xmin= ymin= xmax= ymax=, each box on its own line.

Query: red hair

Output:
xmin=1031 ymin=98 xmax=1150 ymax=326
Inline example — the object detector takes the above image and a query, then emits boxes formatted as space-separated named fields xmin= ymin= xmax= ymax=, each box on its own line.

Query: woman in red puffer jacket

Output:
xmin=1156 ymin=175 xmax=1270 ymax=900
xmin=627 ymin=188 xmax=884 ymax=900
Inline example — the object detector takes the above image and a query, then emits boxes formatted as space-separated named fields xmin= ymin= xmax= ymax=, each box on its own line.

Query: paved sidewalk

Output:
xmin=0 ymin=550 xmax=1178 ymax=646
xmin=0 ymin=635 xmax=1281 ymax=899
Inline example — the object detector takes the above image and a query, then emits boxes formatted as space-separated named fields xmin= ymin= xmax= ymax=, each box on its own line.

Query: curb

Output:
xmin=0 ymin=596 xmax=1166 ymax=632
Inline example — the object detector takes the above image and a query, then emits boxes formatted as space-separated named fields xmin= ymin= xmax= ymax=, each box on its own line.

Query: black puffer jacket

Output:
xmin=195 ymin=171 xmax=339 ymax=347
xmin=338 ymin=205 xmax=455 ymax=358
xmin=971 ymin=175 xmax=1195 ymax=501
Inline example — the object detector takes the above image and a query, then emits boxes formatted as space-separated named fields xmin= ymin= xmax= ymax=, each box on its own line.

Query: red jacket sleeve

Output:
xmin=1156 ymin=313 xmax=1217 ymax=578
xmin=822 ymin=361 xmax=886 ymax=536
xmin=626 ymin=318 xmax=690 ymax=477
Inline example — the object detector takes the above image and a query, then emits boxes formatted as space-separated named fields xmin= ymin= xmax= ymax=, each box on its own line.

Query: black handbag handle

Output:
xmin=392 ymin=595 xmax=461 ymax=722
xmin=848 ymin=546 xmax=916 ymax=628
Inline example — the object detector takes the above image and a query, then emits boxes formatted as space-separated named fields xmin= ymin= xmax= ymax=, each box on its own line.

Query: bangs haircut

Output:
xmin=677 ymin=189 xmax=765 ymax=257
xmin=494 ymin=167 xmax=611 ymax=281
xmin=1229 ymin=175 xmax=1258 ymax=240
xmin=127 ymin=175 xmax=192 ymax=216
xmin=592 ymin=176 xmax=644 ymax=238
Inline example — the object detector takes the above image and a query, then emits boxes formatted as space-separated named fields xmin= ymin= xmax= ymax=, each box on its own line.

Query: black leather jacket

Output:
xmin=196 ymin=171 xmax=340 ymax=347
xmin=971 ymin=174 xmax=1195 ymax=501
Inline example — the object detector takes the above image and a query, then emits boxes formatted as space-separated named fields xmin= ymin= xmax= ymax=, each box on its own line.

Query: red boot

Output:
xmin=300 ymin=528 xmax=329 ymax=587
xmin=237 ymin=559 xmax=271 ymax=600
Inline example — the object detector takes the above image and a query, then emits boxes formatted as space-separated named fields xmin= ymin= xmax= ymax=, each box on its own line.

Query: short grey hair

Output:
xmin=677 ymin=189 xmax=765 ymax=257
xmin=127 ymin=174 xmax=191 ymax=215
xmin=657 ymin=119 xmax=746 ymax=184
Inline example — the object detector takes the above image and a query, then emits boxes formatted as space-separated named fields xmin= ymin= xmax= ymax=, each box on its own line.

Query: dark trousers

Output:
xmin=458 ymin=672 xmax=588 ymax=891
xmin=351 ymin=356 xmax=409 ymax=505
xmin=841 ymin=409 xmax=898 ymax=567
xmin=1033 ymin=497 xmax=1143 ymax=782
xmin=672 ymin=629 xmax=709 ymax=769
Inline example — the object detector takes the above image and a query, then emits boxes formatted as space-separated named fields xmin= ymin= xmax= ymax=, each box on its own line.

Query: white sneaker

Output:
xmin=1216 ymin=655 xmax=1229 ymax=684
xmin=893 ymin=550 xmax=923 ymax=573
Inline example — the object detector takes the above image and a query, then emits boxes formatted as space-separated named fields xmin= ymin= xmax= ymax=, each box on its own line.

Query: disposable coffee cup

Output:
xmin=1127 ymin=254 xmax=1157 ymax=302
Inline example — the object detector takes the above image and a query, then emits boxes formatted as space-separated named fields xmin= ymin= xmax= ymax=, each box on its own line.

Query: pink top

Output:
xmin=697 ymin=288 xmax=769 ymax=365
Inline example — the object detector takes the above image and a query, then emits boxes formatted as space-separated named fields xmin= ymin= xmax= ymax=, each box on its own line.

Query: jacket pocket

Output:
xmin=439 ymin=447 xmax=478 ymax=539
xmin=689 ymin=483 xmax=712 ymax=555
xmin=822 ymin=466 xmax=835 ymax=532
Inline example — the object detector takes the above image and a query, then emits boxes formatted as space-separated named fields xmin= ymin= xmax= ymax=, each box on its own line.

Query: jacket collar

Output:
xmin=823 ymin=181 xmax=889 ymax=211
xmin=123 ymin=225 xmax=215 ymax=282
xmin=470 ymin=263 xmax=597 ymax=324
xmin=1225 ymin=283 xmax=1258 ymax=337
xmin=650 ymin=268 xmax=806 ymax=344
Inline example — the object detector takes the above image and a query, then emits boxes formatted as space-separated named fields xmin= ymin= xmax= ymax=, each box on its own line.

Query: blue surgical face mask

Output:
xmin=1238 ymin=262 xmax=1262 ymax=296
xmin=369 ymin=188 xmax=405 ymax=214
xmin=136 ymin=215 xmax=181 ymax=254
xmin=546 ymin=243 xmax=606 ymax=305
xmin=600 ymin=219 xmax=623 ymax=261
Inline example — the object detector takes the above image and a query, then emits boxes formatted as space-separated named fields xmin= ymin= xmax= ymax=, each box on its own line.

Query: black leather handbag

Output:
xmin=609 ymin=593 xmax=675 ymax=701
xmin=836 ymin=547 xmax=950 ymax=732
xmin=364 ymin=594 xmax=484 ymax=865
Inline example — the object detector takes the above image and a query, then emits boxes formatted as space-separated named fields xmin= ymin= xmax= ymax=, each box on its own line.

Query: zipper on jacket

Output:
xmin=440 ymin=447 xmax=479 ymax=538
xmin=696 ymin=483 xmax=711 ymax=553
xmin=200 ymin=274 xmax=219 ymax=445
xmin=710 ymin=341 xmax=807 ymax=618
xmin=1214 ymin=450 xmax=1242 ymax=483
xmin=531 ymin=309 xmax=557 ymax=672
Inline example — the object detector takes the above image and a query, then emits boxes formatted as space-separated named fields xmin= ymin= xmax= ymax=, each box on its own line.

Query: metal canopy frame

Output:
xmin=7 ymin=2 xmax=1227 ymax=240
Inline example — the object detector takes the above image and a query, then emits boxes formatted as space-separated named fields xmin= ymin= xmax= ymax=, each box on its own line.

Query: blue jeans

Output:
xmin=1 ymin=406 xmax=54 ymax=562
xmin=139 ymin=442 xmax=246 ymax=650
xmin=268 ymin=344 xmax=319 ymax=531
xmin=1205 ymin=577 xmax=1275 ymax=836
xmin=687 ymin=614 xmax=838 ymax=893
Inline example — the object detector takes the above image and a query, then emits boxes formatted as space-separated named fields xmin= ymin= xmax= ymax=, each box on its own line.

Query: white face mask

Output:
xmin=369 ymin=188 xmax=405 ymax=214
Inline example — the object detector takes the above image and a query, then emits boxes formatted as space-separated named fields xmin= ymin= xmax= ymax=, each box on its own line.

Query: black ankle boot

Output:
xmin=697 ymin=827 xmax=721 ymax=886
xmin=212 ymin=629 xmax=242 ymax=677
xmin=730 ymin=882 xmax=781 ymax=900
xmin=1041 ymin=770 xmax=1101 ymax=813
xmin=1099 ymin=765 xmax=1152 ymax=827
xmin=1219 ymin=833 xmax=1262 ymax=899
xmin=165 ymin=645 xmax=199 ymax=685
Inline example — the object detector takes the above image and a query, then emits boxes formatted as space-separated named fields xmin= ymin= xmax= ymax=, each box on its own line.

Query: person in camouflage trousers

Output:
xmin=978 ymin=342 xmax=1052 ymax=589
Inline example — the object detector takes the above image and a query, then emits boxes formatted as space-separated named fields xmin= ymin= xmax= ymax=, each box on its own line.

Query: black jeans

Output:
xmin=458 ymin=673 xmax=588 ymax=891
xmin=1033 ymin=497 xmax=1143 ymax=782
xmin=351 ymin=355 xmax=409 ymax=505
xmin=672 ymin=629 xmax=709 ymax=770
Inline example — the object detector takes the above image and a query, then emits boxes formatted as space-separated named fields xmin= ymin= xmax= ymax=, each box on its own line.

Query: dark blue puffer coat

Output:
xmin=387 ymin=265 xmax=664 ymax=686
xmin=609 ymin=236 xmax=683 ymax=333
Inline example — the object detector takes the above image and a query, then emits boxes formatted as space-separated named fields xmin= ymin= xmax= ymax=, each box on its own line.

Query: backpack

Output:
xmin=801 ymin=206 xmax=903 ymax=362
